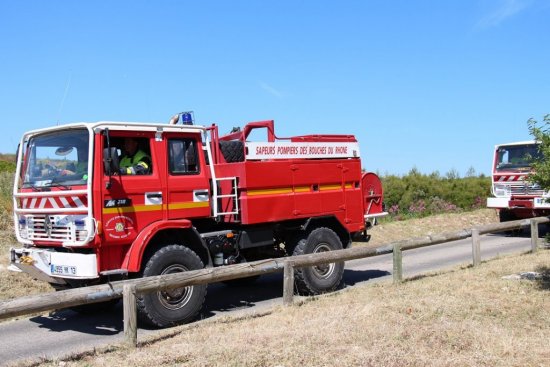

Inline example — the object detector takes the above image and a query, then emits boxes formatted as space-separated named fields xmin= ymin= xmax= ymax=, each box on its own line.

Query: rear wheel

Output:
xmin=137 ymin=244 xmax=207 ymax=328
xmin=291 ymin=227 xmax=345 ymax=295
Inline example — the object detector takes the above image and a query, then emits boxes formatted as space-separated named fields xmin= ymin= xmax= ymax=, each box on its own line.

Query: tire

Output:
xmin=219 ymin=141 xmax=245 ymax=163
xmin=137 ymin=245 xmax=207 ymax=328
xmin=499 ymin=209 xmax=522 ymax=236
xmin=499 ymin=209 xmax=516 ymax=223
xmin=291 ymin=227 xmax=345 ymax=295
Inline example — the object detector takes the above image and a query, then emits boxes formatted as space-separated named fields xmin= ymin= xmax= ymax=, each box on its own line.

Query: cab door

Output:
xmin=164 ymin=134 xmax=211 ymax=220
xmin=100 ymin=132 xmax=164 ymax=246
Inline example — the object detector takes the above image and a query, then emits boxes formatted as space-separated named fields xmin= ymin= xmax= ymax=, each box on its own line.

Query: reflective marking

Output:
xmin=102 ymin=201 xmax=209 ymax=214
xmin=73 ymin=197 xmax=84 ymax=207
xmin=48 ymin=197 xmax=58 ymax=208
xmin=247 ymin=188 xmax=293 ymax=196
xmin=294 ymin=186 xmax=310 ymax=193
xmin=59 ymin=197 xmax=70 ymax=208
xmin=168 ymin=202 xmax=210 ymax=210
xmin=320 ymin=184 xmax=341 ymax=191
xmin=247 ymin=183 xmax=354 ymax=196
xmin=102 ymin=204 xmax=163 ymax=214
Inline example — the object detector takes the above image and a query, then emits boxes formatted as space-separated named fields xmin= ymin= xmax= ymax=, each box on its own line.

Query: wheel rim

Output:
xmin=156 ymin=264 xmax=194 ymax=310
xmin=311 ymin=243 xmax=335 ymax=279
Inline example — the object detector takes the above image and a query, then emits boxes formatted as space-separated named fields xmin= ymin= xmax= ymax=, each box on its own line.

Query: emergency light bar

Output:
xmin=180 ymin=111 xmax=194 ymax=125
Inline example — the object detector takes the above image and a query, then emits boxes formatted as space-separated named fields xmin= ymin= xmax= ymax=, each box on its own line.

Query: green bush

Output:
xmin=381 ymin=168 xmax=490 ymax=220
xmin=0 ymin=172 xmax=14 ymax=229
xmin=0 ymin=161 xmax=16 ymax=173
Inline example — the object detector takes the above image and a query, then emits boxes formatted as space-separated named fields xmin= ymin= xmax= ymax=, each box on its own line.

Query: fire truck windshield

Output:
xmin=496 ymin=143 xmax=541 ymax=172
xmin=22 ymin=129 xmax=89 ymax=188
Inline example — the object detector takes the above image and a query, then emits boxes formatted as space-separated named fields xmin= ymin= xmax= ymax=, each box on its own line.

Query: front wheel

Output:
xmin=291 ymin=227 xmax=345 ymax=295
xmin=137 ymin=245 xmax=207 ymax=328
xmin=499 ymin=209 xmax=516 ymax=223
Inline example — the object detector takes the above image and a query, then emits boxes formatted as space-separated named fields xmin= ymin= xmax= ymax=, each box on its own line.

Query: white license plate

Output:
xmin=50 ymin=264 xmax=77 ymax=276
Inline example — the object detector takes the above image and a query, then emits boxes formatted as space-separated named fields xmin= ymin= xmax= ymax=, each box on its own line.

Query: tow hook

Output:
xmin=20 ymin=255 xmax=35 ymax=265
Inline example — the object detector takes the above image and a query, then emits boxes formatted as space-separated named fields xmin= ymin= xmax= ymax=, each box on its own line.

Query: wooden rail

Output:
xmin=0 ymin=216 xmax=548 ymax=348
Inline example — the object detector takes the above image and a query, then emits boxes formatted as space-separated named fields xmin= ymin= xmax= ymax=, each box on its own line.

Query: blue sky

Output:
xmin=1 ymin=0 xmax=549 ymax=176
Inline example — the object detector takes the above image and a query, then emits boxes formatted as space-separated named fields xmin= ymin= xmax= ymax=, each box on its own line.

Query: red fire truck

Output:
xmin=9 ymin=115 xmax=386 ymax=327
xmin=487 ymin=140 xmax=549 ymax=221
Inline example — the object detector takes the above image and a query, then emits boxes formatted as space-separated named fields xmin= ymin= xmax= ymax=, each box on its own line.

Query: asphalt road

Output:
xmin=0 ymin=232 xmax=538 ymax=366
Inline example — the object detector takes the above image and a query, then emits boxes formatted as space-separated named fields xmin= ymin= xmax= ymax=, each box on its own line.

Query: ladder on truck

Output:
xmin=212 ymin=177 xmax=239 ymax=218
xmin=203 ymin=142 xmax=239 ymax=219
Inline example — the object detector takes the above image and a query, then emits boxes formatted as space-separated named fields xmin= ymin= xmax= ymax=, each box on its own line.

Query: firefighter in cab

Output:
xmin=119 ymin=137 xmax=151 ymax=175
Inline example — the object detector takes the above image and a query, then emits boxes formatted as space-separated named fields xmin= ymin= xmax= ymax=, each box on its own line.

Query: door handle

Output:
xmin=146 ymin=193 xmax=163 ymax=199
xmin=194 ymin=189 xmax=210 ymax=202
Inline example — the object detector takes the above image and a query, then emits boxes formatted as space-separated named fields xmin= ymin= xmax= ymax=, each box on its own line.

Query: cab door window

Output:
xmin=104 ymin=136 xmax=152 ymax=175
xmin=169 ymin=138 xmax=199 ymax=174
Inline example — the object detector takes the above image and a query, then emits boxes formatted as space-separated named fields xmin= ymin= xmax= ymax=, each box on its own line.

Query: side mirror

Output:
xmin=103 ymin=147 xmax=120 ymax=175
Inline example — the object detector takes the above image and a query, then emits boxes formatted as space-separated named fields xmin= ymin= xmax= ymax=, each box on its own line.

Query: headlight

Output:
xmin=18 ymin=215 xmax=28 ymax=238
xmin=494 ymin=184 xmax=511 ymax=197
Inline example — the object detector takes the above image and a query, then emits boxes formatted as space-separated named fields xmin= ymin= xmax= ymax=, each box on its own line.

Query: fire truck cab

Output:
xmin=487 ymin=140 xmax=550 ymax=221
xmin=10 ymin=115 xmax=386 ymax=327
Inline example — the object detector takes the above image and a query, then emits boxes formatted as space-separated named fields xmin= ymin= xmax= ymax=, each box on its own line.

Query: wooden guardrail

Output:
xmin=0 ymin=216 xmax=548 ymax=347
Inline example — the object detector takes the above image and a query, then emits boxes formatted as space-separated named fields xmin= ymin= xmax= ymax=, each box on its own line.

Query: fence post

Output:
xmin=530 ymin=219 xmax=539 ymax=253
xmin=393 ymin=243 xmax=403 ymax=283
xmin=123 ymin=284 xmax=138 ymax=348
xmin=283 ymin=260 xmax=295 ymax=306
xmin=472 ymin=229 xmax=481 ymax=267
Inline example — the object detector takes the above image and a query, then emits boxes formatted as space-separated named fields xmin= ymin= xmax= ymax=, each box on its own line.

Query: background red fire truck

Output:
xmin=9 ymin=113 xmax=386 ymax=327
xmin=487 ymin=140 xmax=550 ymax=221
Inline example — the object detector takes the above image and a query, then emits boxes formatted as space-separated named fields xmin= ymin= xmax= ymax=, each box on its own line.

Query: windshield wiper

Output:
xmin=48 ymin=182 xmax=72 ymax=190
xmin=22 ymin=181 xmax=46 ymax=192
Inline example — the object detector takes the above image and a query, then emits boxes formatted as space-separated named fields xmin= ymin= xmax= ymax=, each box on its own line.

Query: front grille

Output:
xmin=26 ymin=215 xmax=87 ymax=242
xmin=509 ymin=183 xmax=545 ymax=196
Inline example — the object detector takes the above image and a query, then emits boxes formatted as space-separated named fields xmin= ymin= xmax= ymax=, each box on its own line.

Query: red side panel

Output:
xmin=215 ymin=158 xmax=364 ymax=232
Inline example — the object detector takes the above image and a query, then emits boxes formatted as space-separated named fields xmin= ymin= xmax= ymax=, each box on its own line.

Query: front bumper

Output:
xmin=9 ymin=247 xmax=98 ymax=285
xmin=487 ymin=197 xmax=550 ymax=209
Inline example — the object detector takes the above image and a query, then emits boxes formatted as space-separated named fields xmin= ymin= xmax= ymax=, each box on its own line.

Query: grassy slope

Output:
xmin=366 ymin=209 xmax=499 ymax=247
xmin=36 ymin=251 xmax=550 ymax=367
xmin=9 ymin=208 xmax=548 ymax=367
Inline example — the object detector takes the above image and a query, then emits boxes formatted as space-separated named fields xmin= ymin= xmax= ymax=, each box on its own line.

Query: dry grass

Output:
xmin=35 ymin=250 xmax=550 ymax=367
xmin=366 ymin=209 xmax=499 ymax=247
xmin=0 ymin=227 xmax=52 ymax=301
xmin=0 ymin=171 xmax=53 ymax=300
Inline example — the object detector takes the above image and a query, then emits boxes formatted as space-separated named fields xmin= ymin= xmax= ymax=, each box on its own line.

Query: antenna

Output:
xmin=56 ymin=71 xmax=72 ymax=125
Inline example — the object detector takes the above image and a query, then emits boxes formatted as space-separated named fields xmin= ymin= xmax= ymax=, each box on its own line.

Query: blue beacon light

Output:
xmin=180 ymin=112 xmax=194 ymax=125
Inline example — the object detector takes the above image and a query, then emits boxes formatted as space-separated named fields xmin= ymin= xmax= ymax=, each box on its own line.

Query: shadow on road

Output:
xmin=343 ymin=269 xmax=391 ymax=286
xmin=27 ymin=265 xmax=388 ymax=334
xmin=202 ymin=274 xmax=284 ymax=315
xmin=30 ymin=307 xmax=123 ymax=335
